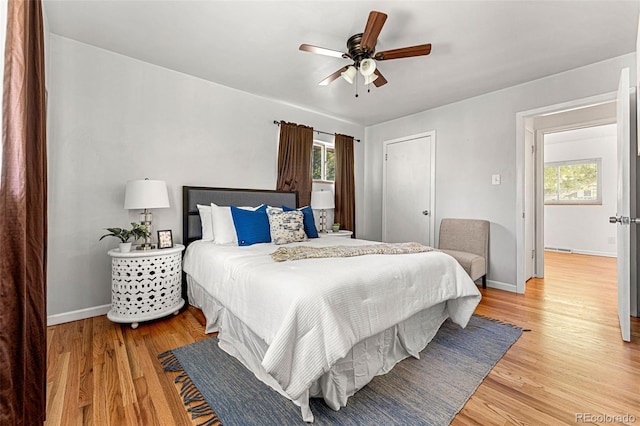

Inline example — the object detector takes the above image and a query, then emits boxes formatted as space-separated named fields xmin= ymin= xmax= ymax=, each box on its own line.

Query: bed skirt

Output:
xmin=187 ymin=275 xmax=450 ymax=422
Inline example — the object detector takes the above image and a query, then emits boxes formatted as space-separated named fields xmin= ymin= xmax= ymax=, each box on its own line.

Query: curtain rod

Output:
xmin=273 ymin=120 xmax=360 ymax=143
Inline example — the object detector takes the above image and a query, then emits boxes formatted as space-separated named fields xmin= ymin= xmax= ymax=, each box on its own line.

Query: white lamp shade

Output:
xmin=311 ymin=190 xmax=335 ymax=210
xmin=124 ymin=179 xmax=170 ymax=209
xmin=341 ymin=66 xmax=357 ymax=84
xmin=363 ymin=73 xmax=379 ymax=85
xmin=359 ymin=58 xmax=376 ymax=76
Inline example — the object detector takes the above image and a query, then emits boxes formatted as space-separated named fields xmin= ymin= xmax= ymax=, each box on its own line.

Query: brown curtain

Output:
xmin=334 ymin=133 xmax=355 ymax=235
xmin=0 ymin=0 xmax=48 ymax=424
xmin=276 ymin=121 xmax=313 ymax=207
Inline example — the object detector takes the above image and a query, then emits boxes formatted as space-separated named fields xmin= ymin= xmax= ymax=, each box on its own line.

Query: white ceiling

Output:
xmin=43 ymin=1 xmax=640 ymax=126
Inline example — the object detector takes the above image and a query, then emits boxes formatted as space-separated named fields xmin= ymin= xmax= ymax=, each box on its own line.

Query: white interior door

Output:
xmin=383 ymin=133 xmax=435 ymax=245
xmin=613 ymin=67 xmax=631 ymax=342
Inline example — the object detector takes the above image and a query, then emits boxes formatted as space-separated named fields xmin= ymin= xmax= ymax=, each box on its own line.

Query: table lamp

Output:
xmin=124 ymin=178 xmax=170 ymax=250
xmin=311 ymin=190 xmax=334 ymax=233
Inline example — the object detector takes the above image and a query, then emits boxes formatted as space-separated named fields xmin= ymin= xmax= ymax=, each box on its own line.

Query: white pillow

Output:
xmin=211 ymin=203 xmax=264 ymax=244
xmin=197 ymin=204 xmax=214 ymax=241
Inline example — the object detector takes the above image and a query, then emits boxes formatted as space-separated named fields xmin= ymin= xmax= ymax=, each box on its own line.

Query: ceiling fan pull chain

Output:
xmin=355 ymin=72 xmax=358 ymax=97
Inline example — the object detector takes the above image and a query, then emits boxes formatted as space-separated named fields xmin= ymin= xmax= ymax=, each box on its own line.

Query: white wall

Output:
xmin=362 ymin=54 xmax=636 ymax=290
xmin=544 ymin=125 xmax=617 ymax=257
xmin=46 ymin=35 xmax=364 ymax=320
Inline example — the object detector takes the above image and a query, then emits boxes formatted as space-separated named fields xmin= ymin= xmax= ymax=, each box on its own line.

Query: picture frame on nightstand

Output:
xmin=157 ymin=229 xmax=173 ymax=249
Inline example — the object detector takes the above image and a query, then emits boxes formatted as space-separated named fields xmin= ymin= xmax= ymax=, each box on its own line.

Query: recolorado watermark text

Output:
xmin=576 ymin=413 xmax=636 ymax=423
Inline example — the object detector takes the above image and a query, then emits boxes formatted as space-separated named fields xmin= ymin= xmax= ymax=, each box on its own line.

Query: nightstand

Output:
xmin=318 ymin=230 xmax=353 ymax=238
xmin=107 ymin=244 xmax=185 ymax=329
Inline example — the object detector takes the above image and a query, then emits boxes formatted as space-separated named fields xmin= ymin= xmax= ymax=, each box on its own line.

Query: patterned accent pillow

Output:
xmin=267 ymin=208 xmax=307 ymax=245
xmin=282 ymin=205 xmax=319 ymax=238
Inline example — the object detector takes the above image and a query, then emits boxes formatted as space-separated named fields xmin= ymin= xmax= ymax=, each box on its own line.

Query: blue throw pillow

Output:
xmin=283 ymin=205 xmax=319 ymax=238
xmin=230 ymin=205 xmax=270 ymax=246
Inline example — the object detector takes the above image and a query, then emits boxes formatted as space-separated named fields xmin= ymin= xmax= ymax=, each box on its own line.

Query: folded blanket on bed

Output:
xmin=271 ymin=242 xmax=433 ymax=262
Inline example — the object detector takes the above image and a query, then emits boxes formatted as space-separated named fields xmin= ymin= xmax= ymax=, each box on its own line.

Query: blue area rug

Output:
xmin=159 ymin=315 xmax=522 ymax=426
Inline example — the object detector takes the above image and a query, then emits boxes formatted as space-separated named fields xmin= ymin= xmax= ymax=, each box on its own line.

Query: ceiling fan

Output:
xmin=299 ymin=10 xmax=432 ymax=90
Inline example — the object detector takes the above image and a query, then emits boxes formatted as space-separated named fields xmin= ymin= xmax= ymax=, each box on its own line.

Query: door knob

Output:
xmin=422 ymin=210 xmax=430 ymax=216
xmin=609 ymin=216 xmax=640 ymax=224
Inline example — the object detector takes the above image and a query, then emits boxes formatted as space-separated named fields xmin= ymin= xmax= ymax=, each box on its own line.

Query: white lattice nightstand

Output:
xmin=107 ymin=244 xmax=185 ymax=329
xmin=318 ymin=230 xmax=353 ymax=238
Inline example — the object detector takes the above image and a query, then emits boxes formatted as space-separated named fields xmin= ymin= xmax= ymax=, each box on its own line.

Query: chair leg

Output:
xmin=482 ymin=275 xmax=486 ymax=289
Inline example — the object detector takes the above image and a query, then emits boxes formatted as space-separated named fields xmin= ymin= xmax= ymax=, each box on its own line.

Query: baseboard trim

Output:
xmin=544 ymin=248 xmax=616 ymax=258
xmin=485 ymin=279 xmax=517 ymax=293
xmin=47 ymin=304 xmax=110 ymax=326
xmin=571 ymin=249 xmax=617 ymax=258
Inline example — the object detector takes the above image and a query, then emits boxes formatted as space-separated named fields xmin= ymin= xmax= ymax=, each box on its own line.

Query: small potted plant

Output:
xmin=99 ymin=223 xmax=150 ymax=252
xmin=332 ymin=222 xmax=340 ymax=233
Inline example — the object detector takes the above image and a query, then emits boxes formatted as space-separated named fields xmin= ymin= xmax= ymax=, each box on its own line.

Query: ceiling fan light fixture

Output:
xmin=341 ymin=65 xmax=357 ymax=84
xmin=359 ymin=58 xmax=376 ymax=76
xmin=302 ymin=10 xmax=431 ymax=91
xmin=363 ymin=73 xmax=378 ymax=85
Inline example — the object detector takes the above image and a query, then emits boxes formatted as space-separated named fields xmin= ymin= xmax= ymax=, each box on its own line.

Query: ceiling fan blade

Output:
xmin=361 ymin=11 xmax=387 ymax=52
xmin=373 ymin=69 xmax=387 ymax=87
xmin=318 ymin=66 xmax=349 ymax=86
xmin=374 ymin=44 xmax=432 ymax=61
xmin=299 ymin=44 xmax=350 ymax=59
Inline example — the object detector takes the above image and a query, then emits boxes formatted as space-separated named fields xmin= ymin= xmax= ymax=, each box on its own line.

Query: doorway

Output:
xmin=530 ymin=102 xmax=617 ymax=282
xmin=516 ymin=93 xmax=618 ymax=294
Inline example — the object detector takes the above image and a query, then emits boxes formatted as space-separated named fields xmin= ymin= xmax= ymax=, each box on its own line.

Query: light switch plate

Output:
xmin=492 ymin=174 xmax=501 ymax=185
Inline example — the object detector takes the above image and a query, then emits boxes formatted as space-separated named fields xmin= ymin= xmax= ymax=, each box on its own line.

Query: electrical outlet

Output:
xmin=492 ymin=174 xmax=501 ymax=185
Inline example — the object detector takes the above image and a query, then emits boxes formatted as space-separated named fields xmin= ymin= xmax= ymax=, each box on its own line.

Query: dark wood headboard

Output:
xmin=182 ymin=186 xmax=299 ymax=248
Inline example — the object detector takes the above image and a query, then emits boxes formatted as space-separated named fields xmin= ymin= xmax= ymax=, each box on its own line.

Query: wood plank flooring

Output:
xmin=45 ymin=251 xmax=640 ymax=425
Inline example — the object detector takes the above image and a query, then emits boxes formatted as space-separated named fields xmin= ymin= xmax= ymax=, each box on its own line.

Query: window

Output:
xmin=312 ymin=141 xmax=335 ymax=182
xmin=544 ymin=158 xmax=601 ymax=204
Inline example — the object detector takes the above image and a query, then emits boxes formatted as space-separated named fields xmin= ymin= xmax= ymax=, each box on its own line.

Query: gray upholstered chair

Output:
xmin=438 ymin=218 xmax=489 ymax=288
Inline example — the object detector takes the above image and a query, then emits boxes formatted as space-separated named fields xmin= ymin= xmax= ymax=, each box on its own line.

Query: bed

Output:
xmin=182 ymin=186 xmax=482 ymax=422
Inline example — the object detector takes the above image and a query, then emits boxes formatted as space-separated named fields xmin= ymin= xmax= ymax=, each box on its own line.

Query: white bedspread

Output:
xmin=183 ymin=237 xmax=481 ymax=403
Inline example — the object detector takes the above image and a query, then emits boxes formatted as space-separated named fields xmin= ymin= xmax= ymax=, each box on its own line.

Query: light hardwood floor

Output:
xmin=45 ymin=251 xmax=640 ymax=425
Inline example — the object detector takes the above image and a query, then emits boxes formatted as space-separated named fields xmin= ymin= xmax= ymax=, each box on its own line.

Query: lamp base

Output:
xmin=138 ymin=209 xmax=154 ymax=250
xmin=319 ymin=209 xmax=328 ymax=233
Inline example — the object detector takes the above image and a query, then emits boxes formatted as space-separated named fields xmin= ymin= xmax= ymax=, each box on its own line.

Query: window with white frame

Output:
xmin=544 ymin=158 xmax=602 ymax=204
xmin=312 ymin=141 xmax=335 ymax=182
